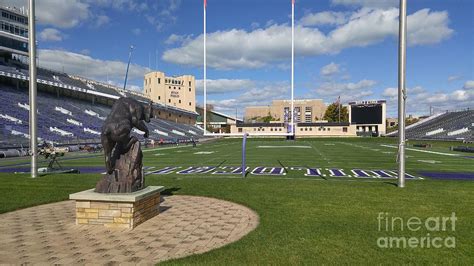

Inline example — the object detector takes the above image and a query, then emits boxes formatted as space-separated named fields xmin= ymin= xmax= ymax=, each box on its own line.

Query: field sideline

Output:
xmin=0 ymin=137 xmax=473 ymax=264
xmin=1 ymin=137 xmax=472 ymax=177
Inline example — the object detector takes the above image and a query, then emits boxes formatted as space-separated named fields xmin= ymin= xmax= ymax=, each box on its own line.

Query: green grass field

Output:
xmin=0 ymin=137 xmax=473 ymax=264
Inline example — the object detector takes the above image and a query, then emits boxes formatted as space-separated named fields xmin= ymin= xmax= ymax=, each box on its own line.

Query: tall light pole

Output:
xmin=123 ymin=45 xmax=134 ymax=90
xmin=398 ymin=0 xmax=407 ymax=188
xmin=28 ymin=0 xmax=38 ymax=178
xmin=291 ymin=0 xmax=295 ymax=137
xmin=203 ymin=0 xmax=207 ymax=133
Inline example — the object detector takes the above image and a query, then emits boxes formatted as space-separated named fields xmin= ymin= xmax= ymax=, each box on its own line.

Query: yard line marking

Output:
xmin=143 ymin=145 xmax=193 ymax=153
xmin=380 ymin=145 xmax=461 ymax=157
xmin=257 ymin=145 xmax=311 ymax=149
xmin=417 ymin=160 xmax=442 ymax=164
xmin=306 ymin=141 xmax=330 ymax=164
xmin=194 ymin=151 xmax=215 ymax=154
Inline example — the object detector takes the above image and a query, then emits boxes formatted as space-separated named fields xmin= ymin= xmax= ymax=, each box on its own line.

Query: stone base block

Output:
xmin=69 ymin=186 xmax=164 ymax=229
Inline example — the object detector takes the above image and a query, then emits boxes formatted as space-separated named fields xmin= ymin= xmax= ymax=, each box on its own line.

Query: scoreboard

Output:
xmin=350 ymin=104 xmax=383 ymax=124
xmin=348 ymin=100 xmax=387 ymax=136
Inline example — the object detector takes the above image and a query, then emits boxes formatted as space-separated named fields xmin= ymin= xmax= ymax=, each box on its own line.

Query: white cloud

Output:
xmin=383 ymin=85 xmax=474 ymax=116
xmin=207 ymin=82 xmax=290 ymax=114
xmin=79 ymin=49 xmax=90 ymax=55
xmin=94 ymin=15 xmax=110 ymax=27
xmin=38 ymin=28 xmax=64 ymax=42
xmin=163 ymin=8 xmax=453 ymax=69
xmin=315 ymin=79 xmax=376 ymax=103
xmin=250 ymin=22 xmax=260 ymax=29
xmin=382 ymin=87 xmax=397 ymax=97
xmin=320 ymin=62 xmax=340 ymax=76
xmin=84 ymin=0 xmax=148 ymax=12
xmin=265 ymin=20 xmax=277 ymax=27
xmin=331 ymin=0 xmax=398 ymax=8
xmin=38 ymin=49 xmax=150 ymax=90
xmin=316 ymin=79 xmax=376 ymax=95
xmin=196 ymin=79 xmax=255 ymax=94
xmin=36 ymin=0 xmax=89 ymax=28
xmin=4 ymin=0 xmax=92 ymax=28
xmin=463 ymin=80 xmax=474 ymax=90
xmin=165 ymin=34 xmax=194 ymax=45
xmin=407 ymin=9 xmax=453 ymax=45
xmin=143 ymin=0 xmax=181 ymax=31
xmin=426 ymin=93 xmax=449 ymax=103
xmin=300 ymin=11 xmax=348 ymax=26
xmin=448 ymin=75 xmax=461 ymax=82
xmin=4 ymin=0 xmax=179 ymax=30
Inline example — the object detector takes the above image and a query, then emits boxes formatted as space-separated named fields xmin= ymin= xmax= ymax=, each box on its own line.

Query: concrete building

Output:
xmin=196 ymin=107 xmax=242 ymax=133
xmin=230 ymin=122 xmax=357 ymax=137
xmin=143 ymin=71 xmax=196 ymax=113
xmin=0 ymin=5 xmax=28 ymax=57
xmin=244 ymin=99 xmax=327 ymax=123
xmin=386 ymin=118 xmax=398 ymax=128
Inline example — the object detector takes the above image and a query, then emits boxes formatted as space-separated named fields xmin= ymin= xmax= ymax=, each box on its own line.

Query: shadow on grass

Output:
xmin=161 ymin=187 xmax=181 ymax=195
xmin=383 ymin=181 xmax=398 ymax=187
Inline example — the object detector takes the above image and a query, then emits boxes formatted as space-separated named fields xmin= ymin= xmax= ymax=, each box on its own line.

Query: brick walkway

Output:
xmin=0 ymin=195 xmax=259 ymax=265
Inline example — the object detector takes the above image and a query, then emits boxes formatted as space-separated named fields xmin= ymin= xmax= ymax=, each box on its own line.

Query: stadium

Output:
xmin=0 ymin=0 xmax=473 ymax=265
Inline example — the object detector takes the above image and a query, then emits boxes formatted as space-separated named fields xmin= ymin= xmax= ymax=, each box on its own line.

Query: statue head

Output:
xmin=143 ymin=101 xmax=153 ymax=123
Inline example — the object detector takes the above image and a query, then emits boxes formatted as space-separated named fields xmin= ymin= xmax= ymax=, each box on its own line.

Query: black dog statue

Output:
xmin=95 ymin=97 xmax=153 ymax=193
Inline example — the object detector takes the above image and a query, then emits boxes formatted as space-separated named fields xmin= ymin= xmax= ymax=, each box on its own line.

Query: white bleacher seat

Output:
xmin=84 ymin=128 xmax=100 ymax=135
xmin=0 ymin=114 xmax=22 ymax=124
xmin=426 ymin=128 xmax=444 ymax=136
xmin=153 ymin=129 xmax=169 ymax=136
xmin=172 ymin=129 xmax=185 ymax=136
xmin=54 ymin=106 xmax=73 ymax=116
xmin=67 ymin=118 xmax=83 ymax=126
xmin=448 ymin=128 xmax=469 ymax=136
xmin=49 ymin=127 xmax=74 ymax=137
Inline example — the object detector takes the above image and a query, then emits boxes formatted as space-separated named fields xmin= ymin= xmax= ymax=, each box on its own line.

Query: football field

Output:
xmin=0 ymin=137 xmax=473 ymax=264
xmin=2 ymin=137 xmax=471 ymax=179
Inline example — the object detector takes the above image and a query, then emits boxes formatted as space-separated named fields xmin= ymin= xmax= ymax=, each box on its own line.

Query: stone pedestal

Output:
xmin=69 ymin=186 xmax=164 ymax=229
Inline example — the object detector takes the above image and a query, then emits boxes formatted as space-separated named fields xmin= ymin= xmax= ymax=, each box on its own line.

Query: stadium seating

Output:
xmin=0 ymin=58 xmax=203 ymax=148
xmin=387 ymin=110 xmax=473 ymax=141
xmin=0 ymin=84 xmax=204 ymax=148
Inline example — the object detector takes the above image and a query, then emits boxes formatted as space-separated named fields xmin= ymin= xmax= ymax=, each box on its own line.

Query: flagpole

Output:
xmin=337 ymin=96 xmax=341 ymax=123
xmin=203 ymin=0 xmax=207 ymax=133
xmin=28 ymin=0 xmax=38 ymax=178
xmin=291 ymin=0 xmax=295 ymax=137
xmin=398 ymin=0 xmax=407 ymax=188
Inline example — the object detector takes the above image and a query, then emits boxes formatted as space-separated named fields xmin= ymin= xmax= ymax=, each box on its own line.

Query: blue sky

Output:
xmin=3 ymin=0 xmax=473 ymax=118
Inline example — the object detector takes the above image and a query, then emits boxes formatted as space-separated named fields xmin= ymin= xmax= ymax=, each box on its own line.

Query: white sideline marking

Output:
xmin=417 ymin=160 xmax=441 ymax=164
xmin=257 ymin=145 xmax=311 ymax=149
xmin=324 ymin=144 xmax=335 ymax=146
xmin=154 ymin=153 xmax=166 ymax=156
xmin=143 ymin=145 xmax=192 ymax=153
xmin=194 ymin=151 xmax=215 ymax=154
xmin=380 ymin=145 xmax=460 ymax=157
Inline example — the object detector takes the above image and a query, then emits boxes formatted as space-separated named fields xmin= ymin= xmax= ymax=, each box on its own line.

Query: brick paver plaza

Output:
xmin=0 ymin=195 xmax=259 ymax=264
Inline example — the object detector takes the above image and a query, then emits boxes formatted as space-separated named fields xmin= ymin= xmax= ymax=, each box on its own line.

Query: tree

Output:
xmin=323 ymin=102 xmax=349 ymax=122
xmin=205 ymin=104 xmax=214 ymax=132
xmin=250 ymin=112 xmax=278 ymax=123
